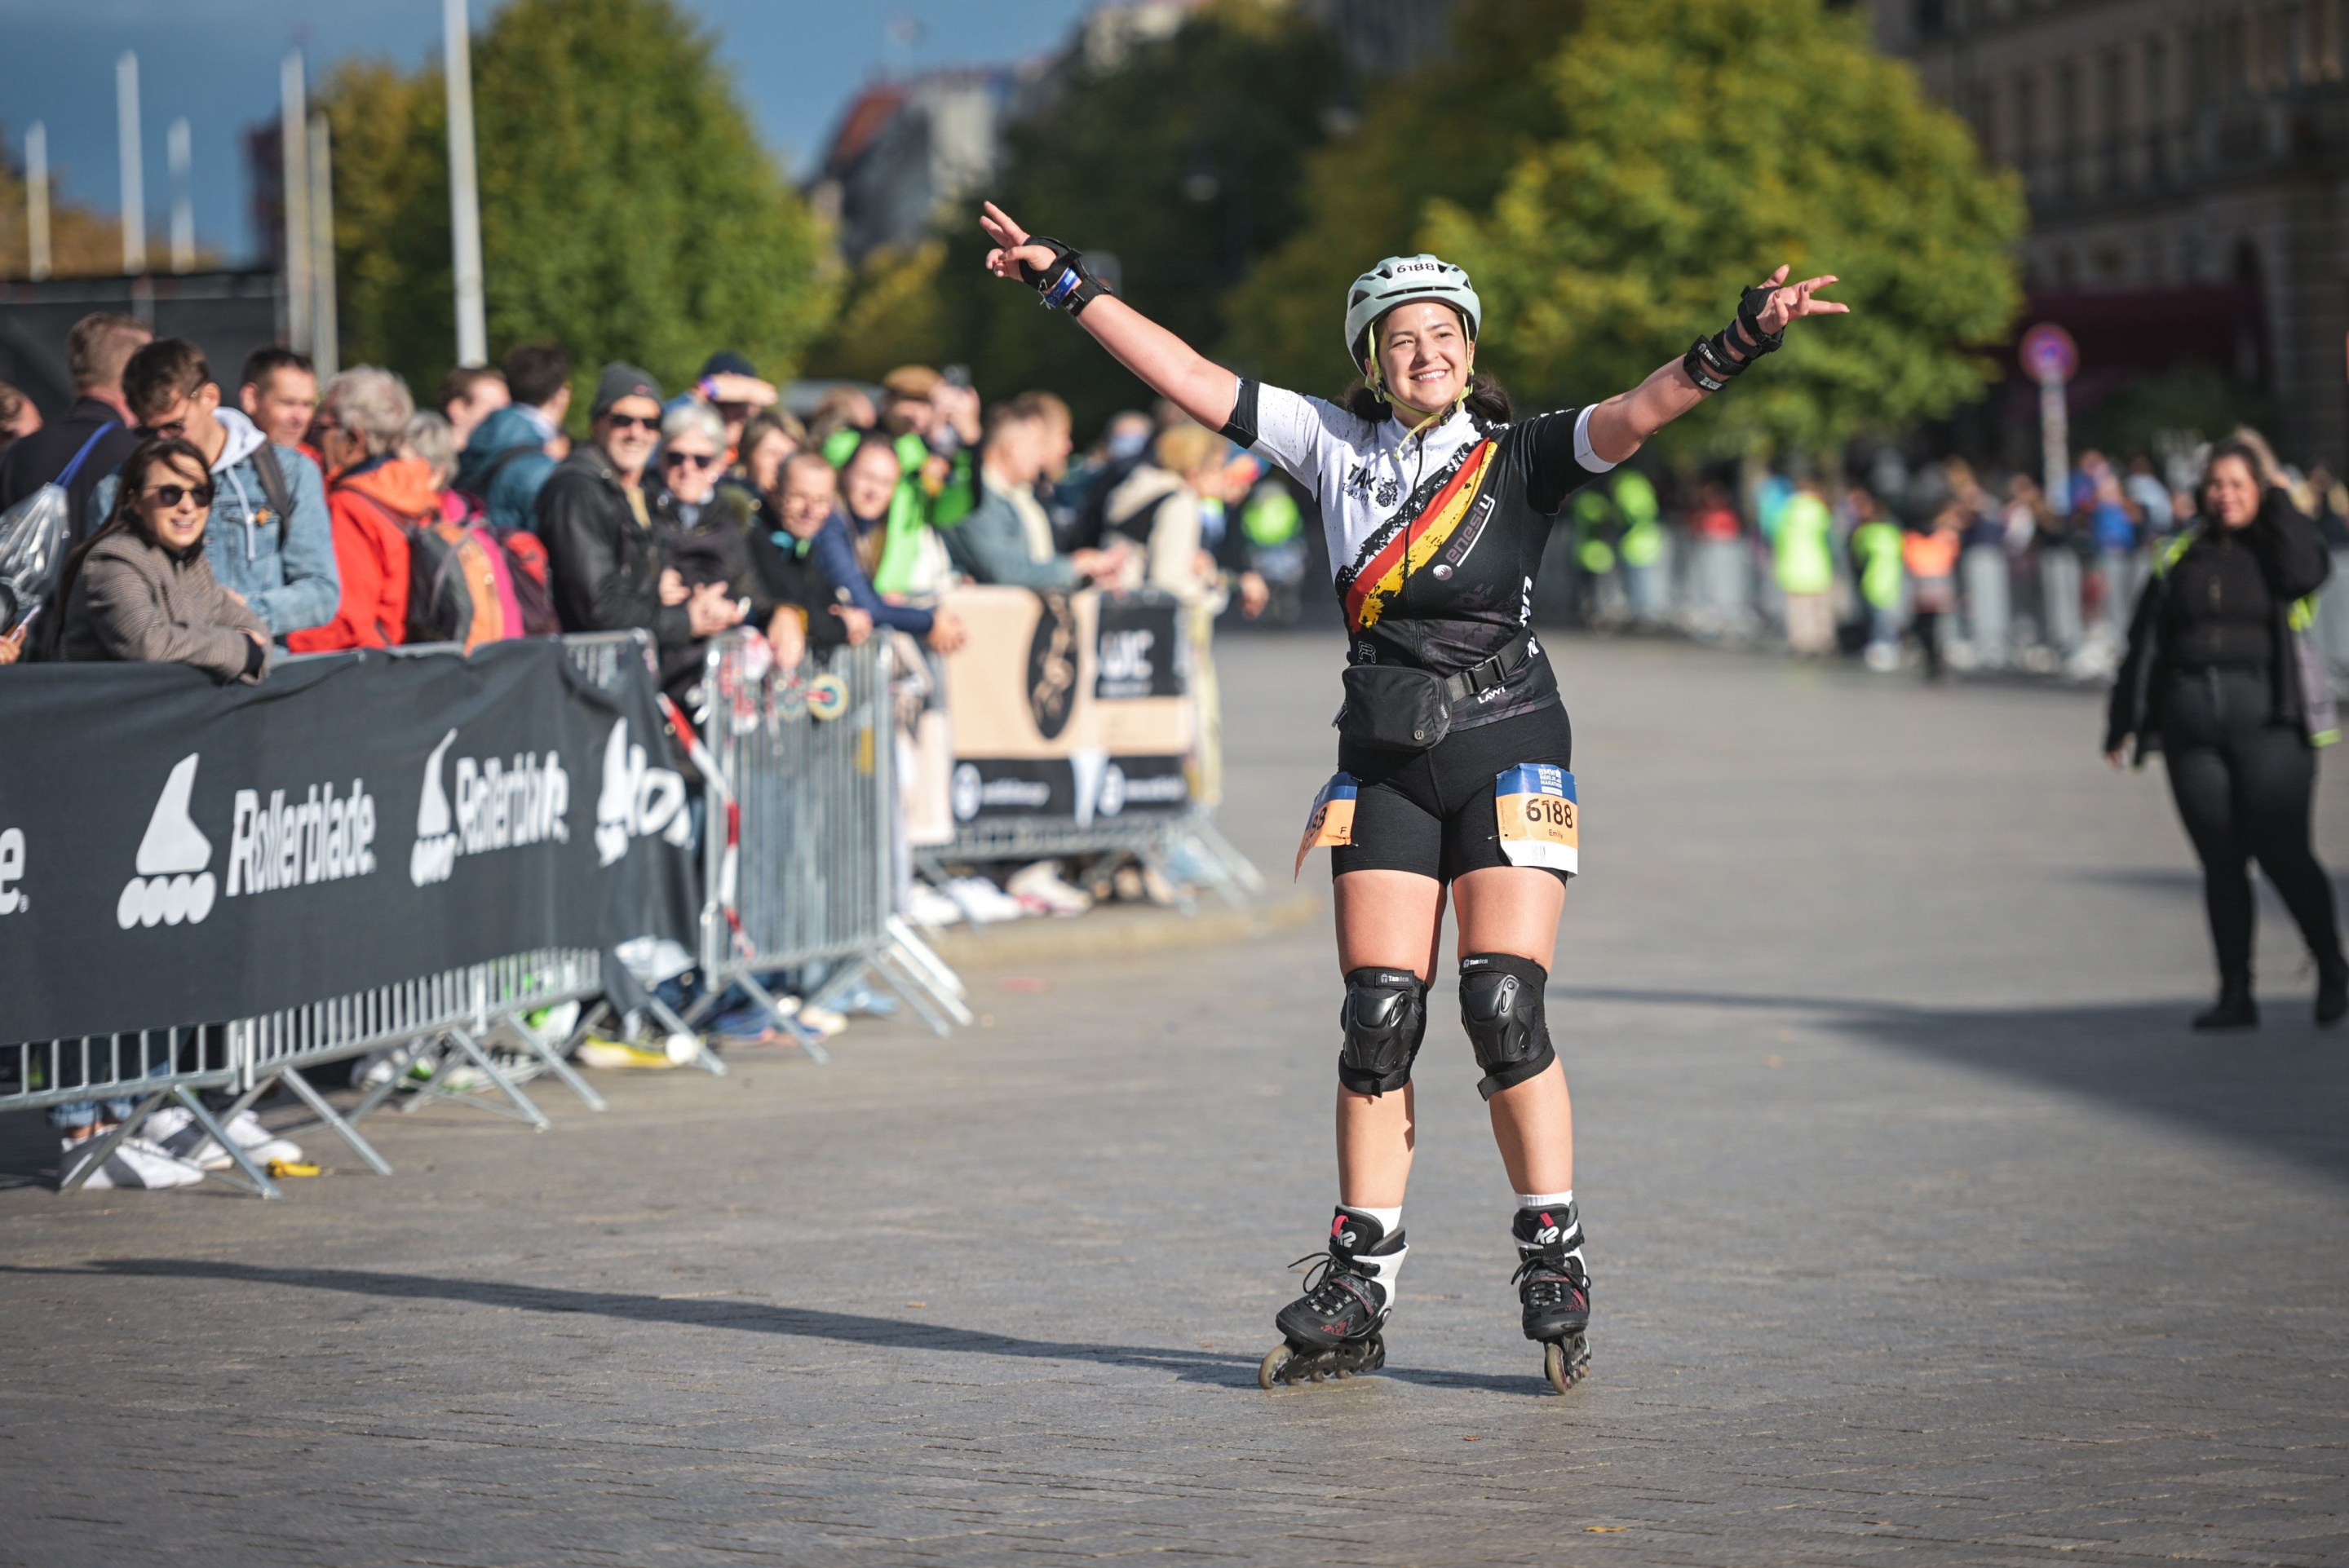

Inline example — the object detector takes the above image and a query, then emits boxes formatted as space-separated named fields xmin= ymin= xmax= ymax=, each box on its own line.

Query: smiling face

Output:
xmin=137 ymin=451 xmax=213 ymax=552
xmin=1366 ymin=301 xmax=1473 ymax=418
xmin=2206 ymin=453 xmax=2262 ymax=529
xmin=841 ymin=444 xmax=900 ymax=522
xmin=778 ymin=453 xmax=838 ymax=541
xmin=660 ymin=426 xmax=723 ymax=505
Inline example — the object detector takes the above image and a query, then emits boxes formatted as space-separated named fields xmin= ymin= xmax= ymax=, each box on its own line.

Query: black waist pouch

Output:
xmin=1337 ymin=665 xmax=1453 ymax=751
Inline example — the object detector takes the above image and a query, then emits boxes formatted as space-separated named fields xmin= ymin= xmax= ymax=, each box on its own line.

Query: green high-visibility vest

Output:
xmin=1850 ymin=519 xmax=1904 ymax=609
xmin=1612 ymin=470 xmax=1662 ymax=568
xmin=1241 ymin=486 xmax=1302 ymax=548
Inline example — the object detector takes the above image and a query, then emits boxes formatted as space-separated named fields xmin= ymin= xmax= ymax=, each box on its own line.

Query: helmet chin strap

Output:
xmin=1369 ymin=352 xmax=1474 ymax=442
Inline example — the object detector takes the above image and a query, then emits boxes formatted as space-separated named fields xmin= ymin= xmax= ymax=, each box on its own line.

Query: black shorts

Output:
xmin=1330 ymin=703 xmax=1574 ymax=885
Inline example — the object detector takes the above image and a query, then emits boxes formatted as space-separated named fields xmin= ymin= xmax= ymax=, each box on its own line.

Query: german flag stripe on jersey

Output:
xmin=1343 ymin=439 xmax=1497 ymax=630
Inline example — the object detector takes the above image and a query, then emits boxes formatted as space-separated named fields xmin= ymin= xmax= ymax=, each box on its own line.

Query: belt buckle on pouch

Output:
xmin=1494 ymin=764 xmax=1577 ymax=876
xmin=1294 ymin=771 xmax=1359 ymax=879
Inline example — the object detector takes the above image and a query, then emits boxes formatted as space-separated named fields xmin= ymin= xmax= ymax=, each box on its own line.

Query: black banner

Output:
xmin=0 ymin=639 xmax=697 ymax=1043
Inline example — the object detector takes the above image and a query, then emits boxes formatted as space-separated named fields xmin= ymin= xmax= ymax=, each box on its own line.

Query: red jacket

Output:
xmin=287 ymin=456 xmax=430 ymax=651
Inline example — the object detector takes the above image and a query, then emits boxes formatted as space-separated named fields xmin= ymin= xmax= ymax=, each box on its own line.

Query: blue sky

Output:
xmin=0 ymin=0 xmax=1095 ymax=264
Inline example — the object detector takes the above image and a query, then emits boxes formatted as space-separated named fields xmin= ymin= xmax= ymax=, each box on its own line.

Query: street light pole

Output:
xmin=444 ymin=0 xmax=489 ymax=367
xmin=117 ymin=51 xmax=145 ymax=275
xmin=281 ymin=51 xmax=311 ymax=355
xmin=307 ymin=112 xmax=338 ymax=378
xmin=25 ymin=122 xmax=51 ymax=281
xmin=168 ymin=117 xmax=193 ymax=274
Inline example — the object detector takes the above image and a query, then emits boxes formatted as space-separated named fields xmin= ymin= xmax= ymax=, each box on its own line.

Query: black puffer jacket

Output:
xmin=2105 ymin=490 xmax=2331 ymax=761
xmin=534 ymin=443 xmax=692 ymax=650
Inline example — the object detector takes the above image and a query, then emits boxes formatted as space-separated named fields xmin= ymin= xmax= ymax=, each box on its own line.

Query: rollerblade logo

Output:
xmin=593 ymin=717 xmax=688 ymax=866
xmin=411 ymin=729 xmax=572 ymax=886
xmin=0 ymin=827 xmax=24 ymax=917
xmin=227 ymin=777 xmax=378 ymax=898
xmin=117 ymin=753 xmax=217 ymax=928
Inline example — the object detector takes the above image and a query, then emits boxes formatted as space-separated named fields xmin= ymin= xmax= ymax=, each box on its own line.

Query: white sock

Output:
xmin=1515 ymin=1189 xmax=1573 ymax=1209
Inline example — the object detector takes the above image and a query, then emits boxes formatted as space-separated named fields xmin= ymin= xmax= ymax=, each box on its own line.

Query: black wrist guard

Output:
xmin=1683 ymin=334 xmax=1741 ymax=392
xmin=1725 ymin=281 xmax=1786 ymax=360
xmin=1019 ymin=236 xmax=1113 ymax=316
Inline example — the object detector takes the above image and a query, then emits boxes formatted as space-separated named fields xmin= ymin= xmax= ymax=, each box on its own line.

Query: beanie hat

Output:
xmin=591 ymin=362 xmax=662 ymax=418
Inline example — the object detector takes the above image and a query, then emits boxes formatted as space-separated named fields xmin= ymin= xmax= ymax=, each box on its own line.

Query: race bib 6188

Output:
xmin=1494 ymin=764 xmax=1577 ymax=876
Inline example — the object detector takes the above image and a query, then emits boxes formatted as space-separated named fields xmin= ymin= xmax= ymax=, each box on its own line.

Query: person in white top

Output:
xmin=979 ymin=201 xmax=1846 ymax=1393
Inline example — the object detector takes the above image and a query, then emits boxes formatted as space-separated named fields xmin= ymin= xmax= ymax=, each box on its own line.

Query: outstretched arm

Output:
xmin=981 ymin=202 xmax=1239 ymax=431
xmin=1584 ymin=266 xmax=1847 ymax=466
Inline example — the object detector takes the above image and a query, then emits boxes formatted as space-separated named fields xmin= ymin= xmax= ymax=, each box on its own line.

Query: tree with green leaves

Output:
xmin=926 ymin=0 xmax=1347 ymax=432
xmin=1227 ymin=0 xmax=2022 ymax=457
xmin=324 ymin=0 xmax=833 ymax=412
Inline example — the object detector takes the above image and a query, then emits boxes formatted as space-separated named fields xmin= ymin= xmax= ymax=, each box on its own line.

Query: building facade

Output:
xmin=1870 ymin=0 xmax=2349 ymax=469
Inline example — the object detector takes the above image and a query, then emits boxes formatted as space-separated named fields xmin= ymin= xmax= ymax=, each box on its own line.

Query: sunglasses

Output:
xmin=603 ymin=413 xmax=659 ymax=432
xmin=664 ymin=450 xmax=718 ymax=470
xmin=144 ymin=482 xmax=215 ymax=509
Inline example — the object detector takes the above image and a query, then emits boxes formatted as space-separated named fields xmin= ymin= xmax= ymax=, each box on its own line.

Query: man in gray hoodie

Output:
xmin=90 ymin=338 xmax=337 ymax=641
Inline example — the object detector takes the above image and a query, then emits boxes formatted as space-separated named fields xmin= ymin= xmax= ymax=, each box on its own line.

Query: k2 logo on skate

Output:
xmin=122 ymin=753 xmax=385 ymax=929
xmin=410 ymin=730 xmax=572 ymax=886
xmin=593 ymin=718 xmax=688 ymax=867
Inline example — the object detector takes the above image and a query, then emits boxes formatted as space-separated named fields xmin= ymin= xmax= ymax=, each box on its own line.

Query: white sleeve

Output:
xmin=1220 ymin=379 xmax=1354 ymax=491
xmin=1572 ymin=405 xmax=1617 ymax=474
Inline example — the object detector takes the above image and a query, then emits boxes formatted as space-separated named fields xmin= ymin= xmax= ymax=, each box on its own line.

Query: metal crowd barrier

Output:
xmin=692 ymin=631 xmax=972 ymax=1041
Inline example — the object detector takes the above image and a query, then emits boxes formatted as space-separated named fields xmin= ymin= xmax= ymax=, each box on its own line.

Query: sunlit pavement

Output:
xmin=3 ymin=629 xmax=2346 ymax=1566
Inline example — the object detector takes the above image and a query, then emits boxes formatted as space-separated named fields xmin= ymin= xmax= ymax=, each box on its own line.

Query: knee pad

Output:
xmin=1337 ymin=967 xmax=1427 ymax=1097
xmin=1459 ymin=953 xmax=1555 ymax=1101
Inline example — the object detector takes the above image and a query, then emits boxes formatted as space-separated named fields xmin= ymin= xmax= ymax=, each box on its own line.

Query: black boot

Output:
xmin=2317 ymin=956 xmax=2348 ymax=1027
xmin=2194 ymin=974 xmax=2258 ymax=1031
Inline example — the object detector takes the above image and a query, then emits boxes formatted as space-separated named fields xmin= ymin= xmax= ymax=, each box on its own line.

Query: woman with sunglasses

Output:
xmin=645 ymin=400 xmax=760 ymax=704
xmin=979 ymin=201 xmax=1845 ymax=1394
xmin=56 ymin=435 xmax=271 ymax=682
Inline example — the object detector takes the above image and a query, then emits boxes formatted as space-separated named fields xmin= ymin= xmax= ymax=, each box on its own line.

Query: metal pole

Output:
xmin=167 ymin=117 xmax=193 ymax=274
xmin=117 ymin=51 xmax=145 ymax=274
xmin=444 ymin=0 xmax=489 ymax=366
xmin=281 ymin=51 xmax=311 ymax=355
xmin=307 ymin=112 xmax=338 ymax=377
xmin=25 ymin=122 xmax=51 ymax=280
xmin=2038 ymin=373 xmax=2071 ymax=511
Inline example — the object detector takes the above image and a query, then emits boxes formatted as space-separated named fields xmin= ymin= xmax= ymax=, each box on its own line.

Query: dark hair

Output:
xmin=48 ymin=436 xmax=213 ymax=638
xmin=1344 ymin=370 xmax=1512 ymax=426
xmin=2200 ymin=438 xmax=2271 ymax=518
xmin=437 ymin=363 xmax=505 ymax=411
xmin=501 ymin=343 xmax=572 ymax=408
xmin=240 ymin=345 xmax=314 ymax=392
xmin=65 ymin=312 xmax=151 ymax=392
xmin=122 ymin=339 xmax=212 ymax=423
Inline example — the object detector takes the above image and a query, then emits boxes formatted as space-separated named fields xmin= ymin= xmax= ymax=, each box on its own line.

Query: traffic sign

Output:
xmin=2019 ymin=322 xmax=2078 ymax=384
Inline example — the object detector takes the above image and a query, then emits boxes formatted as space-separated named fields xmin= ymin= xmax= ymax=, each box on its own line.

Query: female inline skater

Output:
xmin=2105 ymin=437 xmax=2347 ymax=1031
xmin=978 ymin=201 xmax=1844 ymax=1392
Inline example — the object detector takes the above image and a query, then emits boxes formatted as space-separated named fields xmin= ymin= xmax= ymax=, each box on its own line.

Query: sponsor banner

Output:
xmin=0 ymin=639 xmax=696 ymax=1043
xmin=936 ymin=587 xmax=1197 ymax=826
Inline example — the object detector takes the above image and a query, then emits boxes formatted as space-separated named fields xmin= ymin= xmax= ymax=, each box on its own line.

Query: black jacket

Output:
xmin=647 ymin=480 xmax=774 ymax=701
xmin=0 ymin=398 xmax=144 ymax=547
xmin=534 ymin=443 xmax=692 ymax=650
xmin=747 ymin=528 xmax=854 ymax=657
xmin=2105 ymin=491 xmax=2331 ymax=761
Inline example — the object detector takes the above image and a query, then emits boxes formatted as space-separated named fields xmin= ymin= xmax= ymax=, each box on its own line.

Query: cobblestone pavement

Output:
xmin=4 ymin=632 xmax=2348 ymax=1566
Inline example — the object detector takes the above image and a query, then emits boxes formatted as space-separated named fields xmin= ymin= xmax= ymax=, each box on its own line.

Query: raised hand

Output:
xmin=1750 ymin=264 xmax=1849 ymax=335
xmin=980 ymin=201 xmax=1057 ymax=283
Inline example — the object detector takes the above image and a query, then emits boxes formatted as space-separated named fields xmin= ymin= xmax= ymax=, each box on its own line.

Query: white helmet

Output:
xmin=1344 ymin=254 xmax=1482 ymax=366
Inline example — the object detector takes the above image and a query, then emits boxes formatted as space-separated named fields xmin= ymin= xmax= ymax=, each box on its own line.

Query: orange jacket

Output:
xmin=287 ymin=456 xmax=430 ymax=651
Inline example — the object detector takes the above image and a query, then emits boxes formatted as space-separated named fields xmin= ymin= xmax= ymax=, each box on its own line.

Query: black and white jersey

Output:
xmin=1221 ymin=380 xmax=1615 ymax=728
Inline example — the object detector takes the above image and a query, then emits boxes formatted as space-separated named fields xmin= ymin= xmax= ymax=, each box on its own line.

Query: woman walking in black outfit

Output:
xmin=2107 ymin=439 xmax=2348 ymax=1030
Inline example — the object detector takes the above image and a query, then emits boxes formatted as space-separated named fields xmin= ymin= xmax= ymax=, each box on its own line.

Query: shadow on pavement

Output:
xmin=1560 ymin=983 xmax=2349 ymax=1183
xmin=5 ymin=1259 xmax=1543 ymax=1396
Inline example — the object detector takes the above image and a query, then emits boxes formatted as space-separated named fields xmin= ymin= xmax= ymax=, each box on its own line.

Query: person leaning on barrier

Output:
xmin=89 ymin=338 xmax=338 ymax=646
xmin=752 ymin=450 xmax=876 ymax=669
xmin=290 ymin=366 xmax=424 ymax=653
xmin=55 ymin=435 xmax=270 ymax=682
xmin=537 ymin=363 xmax=743 ymax=662
xmin=839 ymin=432 xmax=957 ymax=603
xmin=648 ymin=399 xmax=768 ymax=704
xmin=941 ymin=401 xmax=1124 ymax=590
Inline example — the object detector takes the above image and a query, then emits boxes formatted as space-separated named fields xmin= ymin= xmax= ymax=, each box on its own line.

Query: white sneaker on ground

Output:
xmin=944 ymin=876 xmax=1028 ymax=925
xmin=1007 ymin=860 xmax=1092 ymax=917
xmin=60 ymin=1134 xmax=204 ymax=1190
xmin=903 ymin=883 xmax=965 ymax=928
xmin=151 ymin=1104 xmax=304 ymax=1169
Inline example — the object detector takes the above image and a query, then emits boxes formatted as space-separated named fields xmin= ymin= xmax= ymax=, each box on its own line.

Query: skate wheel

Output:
xmin=1543 ymin=1336 xmax=1590 ymax=1395
xmin=1258 ymin=1345 xmax=1294 ymax=1389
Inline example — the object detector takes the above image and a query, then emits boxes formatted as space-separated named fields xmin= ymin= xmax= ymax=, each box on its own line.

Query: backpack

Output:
xmin=346 ymin=489 xmax=555 ymax=649
xmin=247 ymin=442 xmax=299 ymax=550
